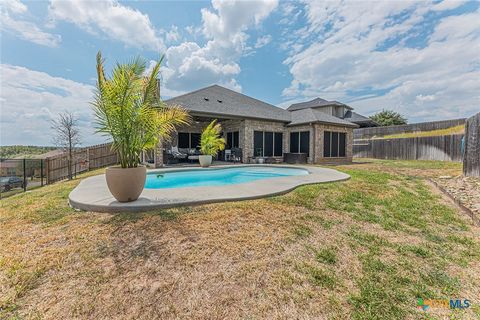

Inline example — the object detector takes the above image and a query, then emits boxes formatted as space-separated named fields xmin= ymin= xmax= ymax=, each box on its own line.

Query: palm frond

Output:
xmin=92 ymin=53 xmax=190 ymax=168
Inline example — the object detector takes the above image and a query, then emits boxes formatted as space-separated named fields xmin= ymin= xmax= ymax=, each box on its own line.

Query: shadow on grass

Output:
xmin=105 ymin=206 xmax=193 ymax=225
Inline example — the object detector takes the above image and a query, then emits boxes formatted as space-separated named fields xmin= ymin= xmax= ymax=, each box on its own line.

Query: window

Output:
xmin=264 ymin=132 xmax=273 ymax=156
xmin=178 ymin=132 xmax=201 ymax=149
xmin=226 ymin=131 xmax=239 ymax=149
xmin=178 ymin=132 xmax=190 ymax=148
xmin=190 ymin=133 xmax=201 ymax=149
xmin=324 ymin=131 xmax=347 ymax=157
xmin=290 ymin=131 xmax=310 ymax=156
xmin=274 ymin=132 xmax=283 ymax=156
xmin=253 ymin=131 xmax=283 ymax=157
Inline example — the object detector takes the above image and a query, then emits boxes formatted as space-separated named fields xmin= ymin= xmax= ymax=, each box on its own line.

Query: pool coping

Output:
xmin=68 ymin=164 xmax=350 ymax=213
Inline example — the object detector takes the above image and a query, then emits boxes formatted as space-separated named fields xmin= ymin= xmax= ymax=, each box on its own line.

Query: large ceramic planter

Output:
xmin=199 ymin=155 xmax=212 ymax=167
xmin=105 ymin=166 xmax=146 ymax=202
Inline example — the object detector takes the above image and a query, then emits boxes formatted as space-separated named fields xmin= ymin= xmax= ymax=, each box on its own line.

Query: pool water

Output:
xmin=145 ymin=166 xmax=309 ymax=189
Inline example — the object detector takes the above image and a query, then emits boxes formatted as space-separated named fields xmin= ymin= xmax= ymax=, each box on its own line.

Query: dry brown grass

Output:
xmin=1 ymin=162 xmax=479 ymax=319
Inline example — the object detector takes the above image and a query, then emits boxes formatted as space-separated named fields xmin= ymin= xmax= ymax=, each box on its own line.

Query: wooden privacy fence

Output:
xmin=45 ymin=143 xmax=118 ymax=183
xmin=354 ymin=134 xmax=464 ymax=162
xmin=463 ymin=113 xmax=480 ymax=177
xmin=354 ymin=118 xmax=466 ymax=139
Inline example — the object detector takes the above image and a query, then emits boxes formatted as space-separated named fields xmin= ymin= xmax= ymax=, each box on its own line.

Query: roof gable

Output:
xmin=287 ymin=97 xmax=353 ymax=111
xmin=289 ymin=108 xmax=358 ymax=127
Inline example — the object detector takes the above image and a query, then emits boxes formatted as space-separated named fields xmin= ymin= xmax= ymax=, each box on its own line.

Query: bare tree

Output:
xmin=51 ymin=111 xmax=81 ymax=180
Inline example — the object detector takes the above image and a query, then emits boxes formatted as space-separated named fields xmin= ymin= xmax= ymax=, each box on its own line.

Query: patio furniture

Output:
xmin=171 ymin=146 xmax=188 ymax=161
xmin=284 ymin=153 xmax=308 ymax=164
xmin=224 ymin=149 xmax=232 ymax=161
xmin=231 ymin=148 xmax=242 ymax=163
xmin=188 ymin=155 xmax=200 ymax=163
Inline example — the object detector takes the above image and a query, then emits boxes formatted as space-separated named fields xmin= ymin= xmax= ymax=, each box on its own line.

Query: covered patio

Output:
xmin=146 ymin=115 xmax=245 ymax=167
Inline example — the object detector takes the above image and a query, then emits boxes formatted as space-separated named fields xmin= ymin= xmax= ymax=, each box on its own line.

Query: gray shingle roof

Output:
xmin=344 ymin=110 xmax=377 ymax=124
xmin=287 ymin=98 xmax=353 ymax=111
xmin=289 ymin=108 xmax=359 ymax=127
xmin=165 ymin=85 xmax=290 ymax=122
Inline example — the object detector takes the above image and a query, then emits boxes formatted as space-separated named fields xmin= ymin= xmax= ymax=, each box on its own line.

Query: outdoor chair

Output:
xmin=231 ymin=148 xmax=242 ymax=163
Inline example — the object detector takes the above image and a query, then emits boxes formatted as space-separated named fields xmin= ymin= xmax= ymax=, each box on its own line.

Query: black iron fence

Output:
xmin=0 ymin=158 xmax=46 ymax=199
xmin=0 ymin=143 xmax=119 ymax=199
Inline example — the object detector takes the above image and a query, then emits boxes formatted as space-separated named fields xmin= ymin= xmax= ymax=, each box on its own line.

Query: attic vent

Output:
xmin=217 ymin=99 xmax=222 ymax=103
xmin=203 ymin=97 xmax=209 ymax=101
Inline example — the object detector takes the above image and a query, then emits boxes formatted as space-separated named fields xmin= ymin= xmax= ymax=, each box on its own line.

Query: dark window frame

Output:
xmin=289 ymin=130 xmax=310 ymax=156
xmin=253 ymin=131 xmax=283 ymax=157
xmin=226 ymin=131 xmax=240 ymax=149
xmin=178 ymin=132 xmax=201 ymax=149
xmin=323 ymin=131 xmax=347 ymax=158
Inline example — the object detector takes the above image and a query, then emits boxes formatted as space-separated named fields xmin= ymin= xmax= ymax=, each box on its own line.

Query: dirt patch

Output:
xmin=432 ymin=175 xmax=480 ymax=220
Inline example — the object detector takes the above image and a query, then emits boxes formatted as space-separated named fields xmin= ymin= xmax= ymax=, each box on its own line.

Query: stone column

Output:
xmin=154 ymin=140 xmax=164 ymax=168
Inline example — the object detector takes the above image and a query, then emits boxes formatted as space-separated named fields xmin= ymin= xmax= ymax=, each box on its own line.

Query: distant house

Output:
xmin=158 ymin=85 xmax=373 ymax=166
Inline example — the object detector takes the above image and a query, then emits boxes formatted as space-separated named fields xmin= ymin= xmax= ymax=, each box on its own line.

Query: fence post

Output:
xmin=23 ymin=158 xmax=27 ymax=192
xmin=41 ymin=159 xmax=44 ymax=187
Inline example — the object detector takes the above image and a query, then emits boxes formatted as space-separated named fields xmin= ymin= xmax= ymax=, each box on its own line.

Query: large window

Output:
xmin=324 ymin=131 xmax=346 ymax=157
xmin=289 ymin=131 xmax=310 ymax=156
xmin=178 ymin=132 xmax=201 ymax=149
xmin=253 ymin=131 xmax=283 ymax=157
xmin=226 ymin=131 xmax=239 ymax=149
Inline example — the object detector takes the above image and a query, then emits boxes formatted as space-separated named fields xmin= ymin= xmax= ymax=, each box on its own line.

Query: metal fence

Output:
xmin=0 ymin=158 xmax=46 ymax=199
xmin=0 ymin=143 xmax=118 ymax=199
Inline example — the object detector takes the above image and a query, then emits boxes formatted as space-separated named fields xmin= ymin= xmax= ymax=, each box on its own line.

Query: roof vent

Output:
xmin=217 ymin=99 xmax=222 ymax=103
xmin=204 ymin=97 xmax=209 ymax=101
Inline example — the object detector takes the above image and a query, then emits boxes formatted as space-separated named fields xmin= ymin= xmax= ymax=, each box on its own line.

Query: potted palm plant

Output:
xmin=199 ymin=120 xmax=225 ymax=167
xmin=92 ymin=51 xmax=190 ymax=202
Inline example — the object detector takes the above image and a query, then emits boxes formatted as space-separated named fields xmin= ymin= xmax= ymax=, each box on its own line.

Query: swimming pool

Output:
xmin=144 ymin=166 xmax=309 ymax=189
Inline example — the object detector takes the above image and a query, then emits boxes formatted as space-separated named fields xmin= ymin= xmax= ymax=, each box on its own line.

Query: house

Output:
xmin=156 ymin=85 xmax=370 ymax=166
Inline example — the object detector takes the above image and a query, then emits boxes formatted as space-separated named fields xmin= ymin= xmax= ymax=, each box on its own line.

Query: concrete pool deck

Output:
xmin=68 ymin=165 xmax=350 ymax=213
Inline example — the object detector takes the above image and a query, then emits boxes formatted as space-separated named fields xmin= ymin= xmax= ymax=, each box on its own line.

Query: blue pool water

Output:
xmin=145 ymin=166 xmax=309 ymax=189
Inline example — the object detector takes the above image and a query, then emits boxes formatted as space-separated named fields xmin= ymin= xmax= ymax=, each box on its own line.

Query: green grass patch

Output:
xmin=292 ymin=224 xmax=313 ymax=238
xmin=299 ymin=264 xmax=337 ymax=288
xmin=315 ymin=247 xmax=337 ymax=265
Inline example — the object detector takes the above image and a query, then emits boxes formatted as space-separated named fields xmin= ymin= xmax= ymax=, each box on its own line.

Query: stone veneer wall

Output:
xmin=313 ymin=123 xmax=353 ymax=164
xmin=242 ymin=119 xmax=287 ymax=162
xmin=284 ymin=124 xmax=315 ymax=164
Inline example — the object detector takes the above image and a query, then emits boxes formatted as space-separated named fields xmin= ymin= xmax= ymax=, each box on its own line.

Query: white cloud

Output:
xmin=162 ymin=0 xmax=278 ymax=94
xmin=165 ymin=25 xmax=181 ymax=43
xmin=48 ymin=0 xmax=164 ymax=51
xmin=0 ymin=0 xmax=61 ymax=47
xmin=0 ymin=64 xmax=105 ymax=146
xmin=1 ymin=0 xmax=27 ymax=13
xmin=282 ymin=1 xmax=480 ymax=122
xmin=255 ymin=35 xmax=272 ymax=48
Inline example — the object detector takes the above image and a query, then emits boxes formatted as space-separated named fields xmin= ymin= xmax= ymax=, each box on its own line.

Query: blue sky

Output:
xmin=1 ymin=0 xmax=479 ymax=146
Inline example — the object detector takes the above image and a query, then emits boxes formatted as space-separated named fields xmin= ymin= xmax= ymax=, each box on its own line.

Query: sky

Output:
xmin=1 ymin=0 xmax=479 ymax=146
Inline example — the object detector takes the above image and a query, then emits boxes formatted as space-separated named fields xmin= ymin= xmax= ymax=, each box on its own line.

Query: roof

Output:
xmin=289 ymin=108 xmax=359 ymax=127
xmin=287 ymin=98 xmax=353 ymax=111
xmin=166 ymin=85 xmax=291 ymax=122
xmin=344 ymin=111 xmax=377 ymax=124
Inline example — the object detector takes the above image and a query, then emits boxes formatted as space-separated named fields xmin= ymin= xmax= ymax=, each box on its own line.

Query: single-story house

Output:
xmin=154 ymin=85 xmax=372 ymax=166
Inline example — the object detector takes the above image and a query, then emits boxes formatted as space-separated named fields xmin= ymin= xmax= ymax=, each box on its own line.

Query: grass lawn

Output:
xmin=1 ymin=160 xmax=479 ymax=319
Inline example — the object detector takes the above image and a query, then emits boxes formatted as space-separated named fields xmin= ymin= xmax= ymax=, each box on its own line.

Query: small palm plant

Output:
xmin=92 ymin=51 xmax=190 ymax=168
xmin=199 ymin=120 xmax=225 ymax=167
